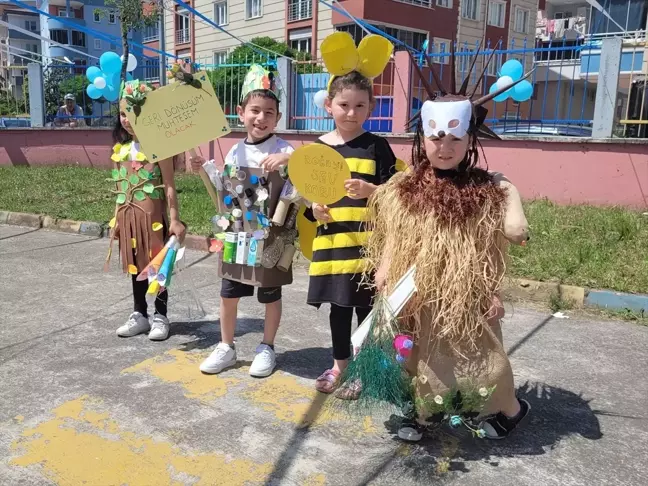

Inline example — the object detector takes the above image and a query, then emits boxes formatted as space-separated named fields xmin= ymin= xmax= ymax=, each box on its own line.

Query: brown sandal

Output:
xmin=315 ymin=369 xmax=340 ymax=394
xmin=334 ymin=379 xmax=362 ymax=400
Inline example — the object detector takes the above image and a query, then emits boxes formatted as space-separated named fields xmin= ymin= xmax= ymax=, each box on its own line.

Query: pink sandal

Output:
xmin=334 ymin=379 xmax=362 ymax=400
xmin=315 ymin=369 xmax=340 ymax=394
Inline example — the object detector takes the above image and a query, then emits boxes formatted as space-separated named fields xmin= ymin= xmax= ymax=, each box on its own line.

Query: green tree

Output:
xmin=105 ymin=0 xmax=160 ymax=84
xmin=207 ymin=37 xmax=321 ymax=114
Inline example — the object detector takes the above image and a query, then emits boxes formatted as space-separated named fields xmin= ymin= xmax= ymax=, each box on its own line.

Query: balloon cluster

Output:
xmin=393 ymin=334 xmax=413 ymax=363
xmin=488 ymin=59 xmax=533 ymax=103
xmin=85 ymin=52 xmax=138 ymax=102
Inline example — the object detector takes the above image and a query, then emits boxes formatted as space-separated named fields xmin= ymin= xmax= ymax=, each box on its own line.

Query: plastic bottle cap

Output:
xmin=224 ymin=195 xmax=233 ymax=205
xmin=250 ymin=175 xmax=259 ymax=184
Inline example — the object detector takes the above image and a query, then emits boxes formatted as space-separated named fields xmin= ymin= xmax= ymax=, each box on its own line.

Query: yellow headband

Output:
xmin=321 ymin=32 xmax=394 ymax=92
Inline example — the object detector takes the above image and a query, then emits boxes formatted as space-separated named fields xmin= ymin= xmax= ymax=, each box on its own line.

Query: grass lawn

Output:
xmin=1 ymin=166 xmax=647 ymax=294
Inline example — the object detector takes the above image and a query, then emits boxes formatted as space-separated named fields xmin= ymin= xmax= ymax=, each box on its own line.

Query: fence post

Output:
xmin=277 ymin=57 xmax=291 ymax=131
xmin=592 ymin=38 xmax=622 ymax=138
xmin=28 ymin=63 xmax=45 ymax=127
xmin=392 ymin=51 xmax=412 ymax=134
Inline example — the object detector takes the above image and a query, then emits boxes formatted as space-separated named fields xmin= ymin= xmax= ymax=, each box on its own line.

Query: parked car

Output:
xmin=490 ymin=123 xmax=592 ymax=137
xmin=0 ymin=117 xmax=31 ymax=128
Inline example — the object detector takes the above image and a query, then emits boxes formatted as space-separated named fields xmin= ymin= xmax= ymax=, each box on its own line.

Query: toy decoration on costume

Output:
xmin=85 ymin=52 xmax=137 ymax=102
xmin=312 ymin=31 xmax=393 ymax=109
xmin=135 ymin=236 xmax=184 ymax=294
xmin=488 ymin=59 xmax=534 ymax=103
xmin=240 ymin=63 xmax=278 ymax=101
xmin=333 ymin=40 xmax=531 ymax=439
xmin=120 ymin=79 xmax=154 ymax=119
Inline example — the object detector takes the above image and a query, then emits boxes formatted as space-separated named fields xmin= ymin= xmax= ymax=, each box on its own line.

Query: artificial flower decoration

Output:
xmin=111 ymin=143 xmax=131 ymax=163
xmin=240 ymin=64 xmax=278 ymax=102
xmin=120 ymin=79 xmax=154 ymax=118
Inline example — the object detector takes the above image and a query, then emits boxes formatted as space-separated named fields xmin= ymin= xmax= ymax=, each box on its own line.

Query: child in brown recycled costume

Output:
xmin=105 ymin=80 xmax=186 ymax=341
xmin=354 ymin=48 xmax=531 ymax=442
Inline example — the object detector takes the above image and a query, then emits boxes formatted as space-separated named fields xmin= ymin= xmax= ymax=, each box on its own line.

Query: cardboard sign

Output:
xmin=287 ymin=144 xmax=350 ymax=205
xmin=125 ymin=71 xmax=230 ymax=161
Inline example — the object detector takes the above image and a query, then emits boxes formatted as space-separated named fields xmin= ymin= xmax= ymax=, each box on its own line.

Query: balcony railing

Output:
xmin=175 ymin=29 xmax=190 ymax=44
xmin=288 ymin=0 xmax=312 ymax=22
xmin=536 ymin=16 xmax=587 ymax=40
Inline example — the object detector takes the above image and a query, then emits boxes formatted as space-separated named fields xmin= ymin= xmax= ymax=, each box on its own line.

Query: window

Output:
xmin=336 ymin=23 xmax=426 ymax=52
xmin=288 ymin=0 xmax=312 ymax=21
xmin=24 ymin=20 xmax=37 ymax=31
xmin=214 ymin=1 xmax=228 ymax=25
xmin=213 ymin=50 xmax=227 ymax=66
xmin=487 ymin=53 xmax=501 ymax=76
xmin=431 ymin=37 xmax=451 ymax=65
xmin=143 ymin=25 xmax=159 ymax=42
xmin=462 ymin=0 xmax=478 ymax=21
xmin=246 ymin=0 xmax=262 ymax=20
xmin=94 ymin=39 xmax=101 ymax=50
xmin=72 ymin=31 xmax=86 ymax=47
xmin=436 ymin=0 xmax=451 ymax=7
xmin=109 ymin=11 xmax=116 ymax=24
xmin=58 ymin=8 xmax=69 ymax=17
xmin=50 ymin=30 xmax=69 ymax=44
xmin=289 ymin=28 xmax=312 ymax=53
xmin=93 ymin=10 xmax=100 ymax=23
xmin=514 ymin=7 xmax=530 ymax=34
xmin=394 ymin=0 xmax=432 ymax=7
xmin=175 ymin=9 xmax=190 ymax=44
xmin=488 ymin=1 xmax=506 ymax=28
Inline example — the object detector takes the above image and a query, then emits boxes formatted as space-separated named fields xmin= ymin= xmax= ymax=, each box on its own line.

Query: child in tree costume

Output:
xmin=339 ymin=47 xmax=531 ymax=442
xmin=106 ymin=80 xmax=186 ymax=341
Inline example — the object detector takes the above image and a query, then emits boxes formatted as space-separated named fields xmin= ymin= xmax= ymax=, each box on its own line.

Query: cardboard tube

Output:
xmin=277 ymin=244 xmax=296 ymax=272
xmin=272 ymin=199 xmax=290 ymax=226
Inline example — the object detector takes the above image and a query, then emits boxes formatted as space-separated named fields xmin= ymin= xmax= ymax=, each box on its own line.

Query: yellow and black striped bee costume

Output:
xmin=304 ymin=132 xmax=397 ymax=309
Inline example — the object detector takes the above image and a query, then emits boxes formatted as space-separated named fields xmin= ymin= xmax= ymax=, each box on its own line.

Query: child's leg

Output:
xmin=259 ymin=287 xmax=282 ymax=346
xmin=329 ymin=304 xmax=354 ymax=373
xmin=154 ymin=289 xmax=168 ymax=317
xmin=116 ymin=276 xmax=151 ymax=337
xmin=220 ymin=297 xmax=239 ymax=346
xmin=132 ymin=275 xmax=149 ymax=317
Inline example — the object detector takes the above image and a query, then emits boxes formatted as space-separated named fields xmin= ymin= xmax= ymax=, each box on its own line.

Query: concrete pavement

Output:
xmin=1 ymin=224 xmax=647 ymax=486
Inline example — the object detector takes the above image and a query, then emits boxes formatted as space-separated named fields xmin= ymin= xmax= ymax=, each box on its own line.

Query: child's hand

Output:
xmin=345 ymin=179 xmax=376 ymax=199
xmin=189 ymin=154 xmax=206 ymax=173
xmin=260 ymin=153 xmax=290 ymax=172
xmin=168 ymin=220 xmax=186 ymax=245
xmin=312 ymin=203 xmax=331 ymax=223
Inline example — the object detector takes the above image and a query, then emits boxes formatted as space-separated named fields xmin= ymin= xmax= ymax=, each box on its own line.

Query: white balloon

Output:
xmin=93 ymin=76 xmax=106 ymax=89
xmin=496 ymin=75 xmax=514 ymax=90
xmin=313 ymin=89 xmax=328 ymax=110
xmin=121 ymin=53 xmax=138 ymax=72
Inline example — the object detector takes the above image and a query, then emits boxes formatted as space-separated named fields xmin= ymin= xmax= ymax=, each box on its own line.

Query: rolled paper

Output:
xmin=277 ymin=244 xmax=296 ymax=272
xmin=157 ymin=241 xmax=179 ymax=284
xmin=272 ymin=199 xmax=290 ymax=226
xmin=135 ymin=236 xmax=177 ymax=281
xmin=162 ymin=253 xmax=177 ymax=288
xmin=147 ymin=279 xmax=160 ymax=295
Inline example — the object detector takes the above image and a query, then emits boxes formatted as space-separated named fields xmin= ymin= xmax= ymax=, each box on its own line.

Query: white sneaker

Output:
xmin=149 ymin=314 xmax=170 ymax=341
xmin=116 ymin=312 xmax=150 ymax=337
xmin=249 ymin=343 xmax=276 ymax=378
xmin=199 ymin=343 xmax=237 ymax=374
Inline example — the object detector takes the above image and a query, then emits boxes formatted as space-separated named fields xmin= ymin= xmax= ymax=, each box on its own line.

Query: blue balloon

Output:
xmin=489 ymin=82 xmax=509 ymax=103
xmin=100 ymin=51 xmax=122 ymax=76
xmin=86 ymin=66 xmax=102 ymax=83
xmin=511 ymin=80 xmax=534 ymax=102
xmin=86 ymin=84 xmax=103 ymax=100
xmin=126 ymin=73 xmax=134 ymax=81
xmin=499 ymin=59 xmax=524 ymax=81
xmin=106 ymin=71 xmax=120 ymax=89
xmin=103 ymin=85 xmax=119 ymax=102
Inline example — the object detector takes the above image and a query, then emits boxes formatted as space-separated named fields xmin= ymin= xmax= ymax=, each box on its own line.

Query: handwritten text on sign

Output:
xmin=287 ymin=145 xmax=350 ymax=205
xmin=125 ymin=71 xmax=230 ymax=162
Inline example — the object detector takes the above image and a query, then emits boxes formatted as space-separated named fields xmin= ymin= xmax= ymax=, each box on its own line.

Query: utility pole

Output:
xmin=159 ymin=5 xmax=166 ymax=86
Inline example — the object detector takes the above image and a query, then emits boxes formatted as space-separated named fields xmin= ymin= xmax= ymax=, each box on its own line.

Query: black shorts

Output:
xmin=220 ymin=279 xmax=282 ymax=304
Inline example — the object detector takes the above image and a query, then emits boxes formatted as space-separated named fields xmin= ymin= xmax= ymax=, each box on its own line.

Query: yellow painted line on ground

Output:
xmin=9 ymin=396 xmax=272 ymax=486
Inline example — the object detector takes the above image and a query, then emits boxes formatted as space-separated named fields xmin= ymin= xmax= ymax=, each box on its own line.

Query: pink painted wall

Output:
xmin=1 ymin=129 xmax=647 ymax=208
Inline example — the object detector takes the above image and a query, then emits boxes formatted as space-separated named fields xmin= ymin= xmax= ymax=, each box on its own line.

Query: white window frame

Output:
xmin=109 ymin=11 xmax=116 ymax=25
xmin=514 ymin=7 xmax=530 ymax=34
xmin=24 ymin=20 xmax=37 ymax=31
xmin=214 ymin=1 xmax=228 ymax=26
xmin=487 ymin=53 xmax=501 ymax=76
xmin=436 ymin=0 xmax=452 ymax=8
xmin=461 ymin=0 xmax=479 ymax=21
xmin=431 ymin=37 xmax=451 ymax=65
xmin=57 ymin=7 xmax=69 ymax=17
xmin=93 ymin=10 xmax=100 ymax=23
xmin=213 ymin=50 xmax=228 ymax=66
xmin=94 ymin=39 xmax=101 ymax=50
xmin=245 ymin=0 xmax=263 ymax=20
xmin=393 ymin=0 xmax=432 ymax=7
xmin=487 ymin=1 xmax=506 ymax=28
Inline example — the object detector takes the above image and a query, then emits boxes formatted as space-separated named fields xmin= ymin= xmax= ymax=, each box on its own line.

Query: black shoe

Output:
xmin=479 ymin=398 xmax=531 ymax=440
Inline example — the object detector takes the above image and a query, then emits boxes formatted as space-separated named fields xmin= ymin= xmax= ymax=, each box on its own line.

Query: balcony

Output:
xmin=537 ymin=15 xmax=587 ymax=41
xmin=47 ymin=17 xmax=86 ymax=31
xmin=175 ymin=29 xmax=190 ymax=45
xmin=288 ymin=0 xmax=312 ymax=22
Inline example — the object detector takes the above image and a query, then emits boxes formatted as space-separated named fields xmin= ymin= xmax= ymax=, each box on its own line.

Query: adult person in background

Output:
xmin=54 ymin=94 xmax=85 ymax=127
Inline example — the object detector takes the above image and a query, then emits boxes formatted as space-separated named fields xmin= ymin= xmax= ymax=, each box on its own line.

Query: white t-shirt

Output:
xmin=225 ymin=135 xmax=294 ymax=169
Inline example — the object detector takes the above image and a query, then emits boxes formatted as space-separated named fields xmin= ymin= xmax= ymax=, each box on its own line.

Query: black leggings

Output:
xmin=330 ymin=304 xmax=372 ymax=360
xmin=132 ymin=275 xmax=168 ymax=318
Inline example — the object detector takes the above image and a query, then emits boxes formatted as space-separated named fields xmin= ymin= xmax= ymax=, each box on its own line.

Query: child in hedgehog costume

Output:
xmin=337 ymin=46 xmax=532 ymax=442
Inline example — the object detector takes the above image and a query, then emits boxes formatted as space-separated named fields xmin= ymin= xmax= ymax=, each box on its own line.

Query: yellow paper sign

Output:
xmin=125 ymin=71 xmax=230 ymax=162
xmin=288 ymin=144 xmax=350 ymax=205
